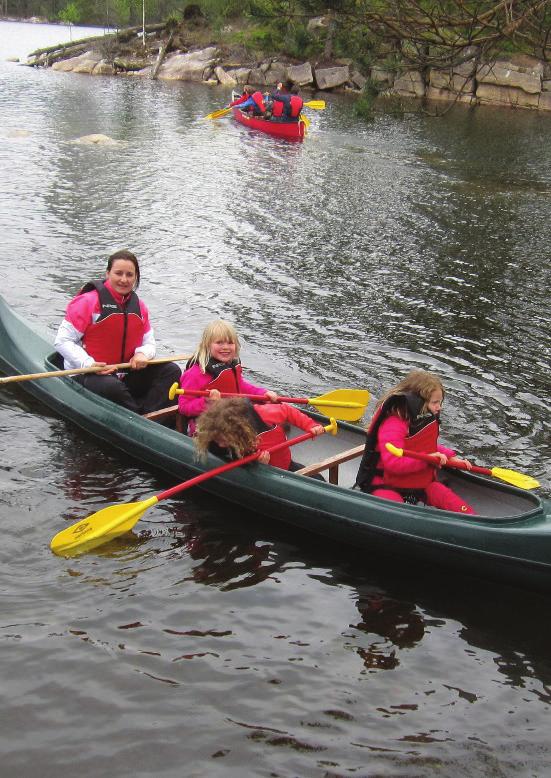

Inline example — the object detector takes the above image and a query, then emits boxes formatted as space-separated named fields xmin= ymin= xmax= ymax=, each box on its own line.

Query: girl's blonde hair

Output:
xmin=376 ymin=369 xmax=445 ymax=416
xmin=191 ymin=320 xmax=241 ymax=372
xmin=194 ymin=398 xmax=257 ymax=461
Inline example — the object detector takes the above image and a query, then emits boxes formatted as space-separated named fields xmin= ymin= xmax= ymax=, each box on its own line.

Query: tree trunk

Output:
xmin=151 ymin=32 xmax=174 ymax=79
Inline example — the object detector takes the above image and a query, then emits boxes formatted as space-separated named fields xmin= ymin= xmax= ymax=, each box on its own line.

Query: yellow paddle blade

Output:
xmin=304 ymin=100 xmax=326 ymax=110
xmin=300 ymin=113 xmax=310 ymax=130
xmin=50 ymin=496 xmax=158 ymax=557
xmin=205 ymin=107 xmax=232 ymax=120
xmin=168 ymin=381 xmax=179 ymax=401
xmin=309 ymin=389 xmax=370 ymax=422
xmin=491 ymin=468 xmax=540 ymax=490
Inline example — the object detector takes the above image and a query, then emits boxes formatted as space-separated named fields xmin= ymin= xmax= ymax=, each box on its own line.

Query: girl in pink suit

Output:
xmin=178 ymin=320 xmax=278 ymax=435
xmin=355 ymin=370 xmax=475 ymax=514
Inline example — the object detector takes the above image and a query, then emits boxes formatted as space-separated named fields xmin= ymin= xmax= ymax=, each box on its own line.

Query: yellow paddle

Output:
xmin=385 ymin=443 xmax=540 ymax=491
xmin=50 ymin=418 xmax=338 ymax=557
xmin=169 ymin=384 xmax=370 ymax=423
xmin=204 ymin=100 xmax=326 ymax=120
xmin=0 ymin=354 xmax=192 ymax=385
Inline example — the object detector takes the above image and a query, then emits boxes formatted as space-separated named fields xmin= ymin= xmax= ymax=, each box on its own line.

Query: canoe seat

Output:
xmin=295 ymin=444 xmax=365 ymax=485
xmin=143 ymin=404 xmax=186 ymax=433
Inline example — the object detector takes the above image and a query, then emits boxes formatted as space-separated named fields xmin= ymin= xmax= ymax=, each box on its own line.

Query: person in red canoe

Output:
xmin=178 ymin=319 xmax=278 ymax=435
xmin=229 ymin=86 xmax=267 ymax=116
xmin=355 ymin=369 xmax=475 ymax=514
xmin=54 ymin=249 xmax=180 ymax=414
xmin=268 ymin=83 xmax=304 ymax=122
xmin=194 ymin=397 xmax=324 ymax=471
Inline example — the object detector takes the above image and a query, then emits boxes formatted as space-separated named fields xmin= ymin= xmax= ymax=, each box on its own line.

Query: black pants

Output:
xmin=76 ymin=362 xmax=181 ymax=414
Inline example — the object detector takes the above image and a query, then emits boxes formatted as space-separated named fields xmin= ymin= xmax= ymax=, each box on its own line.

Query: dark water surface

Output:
xmin=1 ymin=21 xmax=550 ymax=777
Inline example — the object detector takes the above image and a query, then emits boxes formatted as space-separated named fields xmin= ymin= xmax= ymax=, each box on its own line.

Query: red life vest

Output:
xmin=205 ymin=363 xmax=243 ymax=393
xmin=256 ymin=424 xmax=291 ymax=469
xmin=381 ymin=418 xmax=440 ymax=489
xmin=289 ymin=95 xmax=303 ymax=118
xmin=251 ymin=91 xmax=266 ymax=114
xmin=271 ymin=99 xmax=284 ymax=117
xmin=81 ymin=281 xmax=145 ymax=364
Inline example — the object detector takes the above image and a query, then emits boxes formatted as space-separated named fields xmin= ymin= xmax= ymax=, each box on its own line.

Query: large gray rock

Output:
xmin=370 ymin=66 xmax=394 ymax=87
xmin=538 ymin=92 xmax=551 ymax=111
xmin=248 ymin=68 xmax=266 ymax=85
xmin=476 ymin=59 xmax=542 ymax=94
xmin=426 ymin=86 xmax=476 ymax=104
xmin=52 ymin=50 xmax=102 ymax=73
xmin=476 ymin=83 xmax=540 ymax=109
xmin=214 ymin=66 xmax=237 ymax=87
xmin=228 ymin=67 xmax=251 ymax=85
xmin=350 ymin=70 xmax=367 ymax=90
xmin=315 ymin=65 xmax=349 ymax=90
xmin=287 ymin=62 xmax=313 ymax=86
xmin=93 ymin=60 xmax=116 ymax=76
xmin=392 ymin=70 xmax=425 ymax=97
xmin=264 ymin=61 xmax=288 ymax=85
xmin=157 ymin=47 xmax=218 ymax=81
xmin=429 ymin=69 xmax=474 ymax=94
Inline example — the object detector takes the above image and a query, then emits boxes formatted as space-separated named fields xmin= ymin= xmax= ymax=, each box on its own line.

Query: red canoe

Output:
xmin=231 ymin=108 xmax=306 ymax=140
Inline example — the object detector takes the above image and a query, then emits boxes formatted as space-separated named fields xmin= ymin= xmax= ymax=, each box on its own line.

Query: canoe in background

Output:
xmin=232 ymin=107 xmax=306 ymax=140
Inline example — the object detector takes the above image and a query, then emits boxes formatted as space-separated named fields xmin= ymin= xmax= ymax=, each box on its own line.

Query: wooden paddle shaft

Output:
xmin=0 ymin=354 xmax=192 ymax=385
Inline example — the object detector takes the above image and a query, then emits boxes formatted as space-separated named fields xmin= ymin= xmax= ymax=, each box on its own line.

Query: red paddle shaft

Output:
xmin=398 ymin=447 xmax=489 ymax=476
xmin=157 ymin=425 xmax=332 ymax=502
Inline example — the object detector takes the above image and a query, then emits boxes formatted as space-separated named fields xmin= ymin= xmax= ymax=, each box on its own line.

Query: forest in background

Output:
xmin=2 ymin=1 xmax=550 ymax=74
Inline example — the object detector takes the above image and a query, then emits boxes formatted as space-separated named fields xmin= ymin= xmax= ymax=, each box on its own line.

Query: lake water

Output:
xmin=1 ymin=20 xmax=550 ymax=777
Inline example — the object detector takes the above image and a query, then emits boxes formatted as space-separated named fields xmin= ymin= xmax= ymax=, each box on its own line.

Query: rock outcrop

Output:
xmin=27 ymin=26 xmax=551 ymax=114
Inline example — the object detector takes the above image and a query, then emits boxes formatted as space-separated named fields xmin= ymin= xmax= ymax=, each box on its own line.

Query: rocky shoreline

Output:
xmin=21 ymin=22 xmax=551 ymax=113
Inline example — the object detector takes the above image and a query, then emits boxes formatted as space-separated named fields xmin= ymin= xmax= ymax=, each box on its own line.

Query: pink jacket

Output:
xmin=373 ymin=415 xmax=455 ymax=486
xmin=178 ymin=363 xmax=268 ymax=434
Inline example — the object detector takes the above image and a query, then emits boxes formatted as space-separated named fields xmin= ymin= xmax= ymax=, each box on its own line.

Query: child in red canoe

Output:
xmin=355 ymin=370 xmax=475 ymax=514
xmin=178 ymin=320 xmax=278 ymax=435
xmin=194 ymin=397 xmax=324 ymax=470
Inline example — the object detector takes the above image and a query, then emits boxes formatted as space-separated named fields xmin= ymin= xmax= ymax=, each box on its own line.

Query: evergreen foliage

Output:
xmin=2 ymin=0 xmax=550 ymax=66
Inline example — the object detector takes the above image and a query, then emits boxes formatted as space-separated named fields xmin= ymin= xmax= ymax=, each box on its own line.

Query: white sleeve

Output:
xmin=54 ymin=319 xmax=95 ymax=370
xmin=134 ymin=327 xmax=156 ymax=360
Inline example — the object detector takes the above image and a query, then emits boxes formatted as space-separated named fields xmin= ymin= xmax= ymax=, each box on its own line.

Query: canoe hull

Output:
xmin=232 ymin=108 xmax=306 ymax=140
xmin=1 ymin=295 xmax=551 ymax=591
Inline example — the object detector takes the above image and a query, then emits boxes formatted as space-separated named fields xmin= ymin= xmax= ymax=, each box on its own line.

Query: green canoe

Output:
xmin=1 ymin=295 xmax=550 ymax=591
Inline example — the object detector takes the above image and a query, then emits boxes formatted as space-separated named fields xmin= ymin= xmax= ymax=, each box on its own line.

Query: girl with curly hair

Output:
xmin=195 ymin=397 xmax=324 ymax=470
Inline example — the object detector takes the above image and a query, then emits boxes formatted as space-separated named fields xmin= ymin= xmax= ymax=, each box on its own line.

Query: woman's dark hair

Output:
xmin=107 ymin=249 xmax=140 ymax=288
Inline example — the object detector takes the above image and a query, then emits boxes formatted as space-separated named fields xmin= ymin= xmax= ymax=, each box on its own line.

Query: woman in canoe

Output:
xmin=178 ymin=319 xmax=278 ymax=435
xmin=54 ymin=249 xmax=181 ymax=414
xmin=355 ymin=370 xmax=475 ymax=514
xmin=195 ymin=397 xmax=324 ymax=471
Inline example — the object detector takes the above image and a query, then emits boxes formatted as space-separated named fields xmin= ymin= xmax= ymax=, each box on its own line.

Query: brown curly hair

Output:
xmin=194 ymin=398 xmax=259 ymax=461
